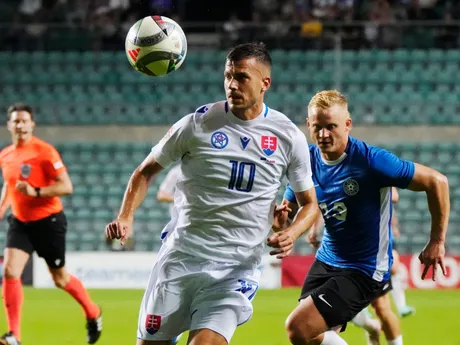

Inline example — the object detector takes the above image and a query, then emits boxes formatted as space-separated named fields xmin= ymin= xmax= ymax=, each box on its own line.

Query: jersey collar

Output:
xmin=224 ymin=101 xmax=269 ymax=126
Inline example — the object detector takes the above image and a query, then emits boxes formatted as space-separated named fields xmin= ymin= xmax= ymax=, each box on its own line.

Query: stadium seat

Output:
xmin=1 ymin=49 xmax=460 ymax=125
xmin=0 ymin=141 xmax=454 ymax=252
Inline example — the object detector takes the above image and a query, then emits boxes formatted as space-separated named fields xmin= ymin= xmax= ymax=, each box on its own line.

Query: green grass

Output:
xmin=2 ymin=288 xmax=459 ymax=344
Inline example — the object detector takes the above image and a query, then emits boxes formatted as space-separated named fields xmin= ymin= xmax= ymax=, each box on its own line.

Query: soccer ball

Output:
xmin=125 ymin=15 xmax=187 ymax=77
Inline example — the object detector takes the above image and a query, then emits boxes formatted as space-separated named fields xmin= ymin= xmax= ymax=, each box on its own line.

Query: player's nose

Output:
xmin=227 ymin=78 xmax=238 ymax=91
xmin=319 ymin=128 xmax=329 ymax=137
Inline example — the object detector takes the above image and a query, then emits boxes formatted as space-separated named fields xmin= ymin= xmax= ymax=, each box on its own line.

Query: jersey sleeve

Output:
xmin=283 ymin=183 xmax=297 ymax=203
xmin=369 ymin=147 xmax=415 ymax=188
xmin=286 ymin=130 xmax=314 ymax=192
xmin=149 ymin=114 xmax=194 ymax=168
xmin=158 ymin=165 xmax=180 ymax=195
xmin=42 ymin=146 xmax=67 ymax=178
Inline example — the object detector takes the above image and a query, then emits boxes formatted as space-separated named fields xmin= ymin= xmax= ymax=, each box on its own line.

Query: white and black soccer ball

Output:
xmin=125 ymin=15 xmax=187 ymax=76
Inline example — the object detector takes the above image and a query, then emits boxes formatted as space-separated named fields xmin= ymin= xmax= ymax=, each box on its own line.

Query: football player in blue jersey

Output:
xmin=273 ymin=90 xmax=450 ymax=345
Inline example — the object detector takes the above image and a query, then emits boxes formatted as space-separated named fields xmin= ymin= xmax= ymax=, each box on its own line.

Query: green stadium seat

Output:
xmin=2 ymin=49 xmax=460 ymax=126
xmin=392 ymin=49 xmax=410 ymax=62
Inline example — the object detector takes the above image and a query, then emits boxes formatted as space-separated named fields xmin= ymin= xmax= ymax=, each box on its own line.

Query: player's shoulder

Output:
xmin=347 ymin=136 xmax=375 ymax=158
xmin=192 ymin=100 xmax=225 ymax=121
xmin=348 ymin=136 xmax=400 ymax=168
xmin=349 ymin=137 xmax=390 ymax=157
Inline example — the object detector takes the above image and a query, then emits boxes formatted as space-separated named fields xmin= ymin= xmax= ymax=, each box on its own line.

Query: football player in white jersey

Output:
xmin=105 ymin=42 xmax=320 ymax=345
xmin=157 ymin=164 xmax=181 ymax=217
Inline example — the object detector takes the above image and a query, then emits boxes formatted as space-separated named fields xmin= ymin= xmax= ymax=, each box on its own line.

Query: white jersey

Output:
xmin=158 ymin=164 xmax=181 ymax=217
xmin=149 ymin=100 xmax=313 ymax=264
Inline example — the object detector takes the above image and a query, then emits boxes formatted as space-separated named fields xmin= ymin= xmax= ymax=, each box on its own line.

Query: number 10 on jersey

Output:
xmin=228 ymin=160 xmax=256 ymax=193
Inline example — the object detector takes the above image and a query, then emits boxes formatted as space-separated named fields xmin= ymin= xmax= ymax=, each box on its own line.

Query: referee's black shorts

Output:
xmin=6 ymin=211 xmax=67 ymax=269
xmin=300 ymin=259 xmax=390 ymax=330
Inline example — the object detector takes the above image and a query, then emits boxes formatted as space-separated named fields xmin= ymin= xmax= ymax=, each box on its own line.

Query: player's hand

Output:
xmin=15 ymin=181 xmax=36 ymax=196
xmin=105 ymin=218 xmax=133 ymax=246
xmin=272 ymin=204 xmax=292 ymax=232
xmin=306 ymin=231 xmax=321 ymax=249
xmin=418 ymin=239 xmax=446 ymax=281
xmin=267 ymin=229 xmax=295 ymax=259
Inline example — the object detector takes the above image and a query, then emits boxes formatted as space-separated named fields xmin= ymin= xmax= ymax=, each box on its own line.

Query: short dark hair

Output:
xmin=7 ymin=103 xmax=34 ymax=121
xmin=226 ymin=42 xmax=272 ymax=67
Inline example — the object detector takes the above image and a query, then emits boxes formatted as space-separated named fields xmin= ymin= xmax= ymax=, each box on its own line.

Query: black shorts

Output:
xmin=300 ymin=259 xmax=390 ymax=330
xmin=6 ymin=211 xmax=67 ymax=269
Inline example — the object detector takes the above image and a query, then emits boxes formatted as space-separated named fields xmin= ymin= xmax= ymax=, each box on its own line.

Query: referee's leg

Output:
xmin=2 ymin=247 xmax=30 ymax=343
xmin=37 ymin=211 xmax=102 ymax=344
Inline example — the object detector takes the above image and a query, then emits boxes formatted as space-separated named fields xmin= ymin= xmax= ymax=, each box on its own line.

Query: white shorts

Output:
xmin=137 ymin=245 xmax=261 ymax=343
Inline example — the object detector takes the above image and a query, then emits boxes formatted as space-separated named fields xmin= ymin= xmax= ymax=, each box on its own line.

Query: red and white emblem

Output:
xmin=261 ymin=136 xmax=277 ymax=156
xmin=145 ymin=314 xmax=161 ymax=335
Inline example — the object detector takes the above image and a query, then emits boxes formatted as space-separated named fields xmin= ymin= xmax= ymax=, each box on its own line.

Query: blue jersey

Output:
xmin=284 ymin=137 xmax=414 ymax=281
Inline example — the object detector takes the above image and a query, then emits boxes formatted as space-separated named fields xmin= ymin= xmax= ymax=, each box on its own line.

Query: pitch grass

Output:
xmin=2 ymin=288 xmax=459 ymax=344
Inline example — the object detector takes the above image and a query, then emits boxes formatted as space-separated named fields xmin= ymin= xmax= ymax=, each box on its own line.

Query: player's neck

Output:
xmin=13 ymin=135 xmax=33 ymax=147
xmin=321 ymin=151 xmax=345 ymax=162
xmin=232 ymin=102 xmax=264 ymax=121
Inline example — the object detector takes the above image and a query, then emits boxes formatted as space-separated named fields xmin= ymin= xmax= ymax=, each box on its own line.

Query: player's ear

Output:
xmin=345 ymin=117 xmax=353 ymax=132
xmin=261 ymin=76 xmax=271 ymax=93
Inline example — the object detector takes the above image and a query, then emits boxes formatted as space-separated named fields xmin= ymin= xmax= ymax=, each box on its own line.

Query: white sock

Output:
xmin=391 ymin=274 xmax=407 ymax=313
xmin=321 ymin=331 xmax=348 ymax=345
xmin=352 ymin=308 xmax=381 ymax=332
xmin=388 ymin=335 xmax=403 ymax=345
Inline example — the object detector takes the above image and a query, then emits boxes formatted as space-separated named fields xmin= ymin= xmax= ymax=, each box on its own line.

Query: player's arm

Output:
xmin=276 ymin=183 xmax=316 ymax=229
xmin=268 ymin=187 xmax=319 ymax=258
xmin=268 ymin=131 xmax=320 ymax=258
xmin=288 ymin=188 xmax=320 ymax=241
xmin=371 ymin=148 xmax=449 ymax=280
xmin=39 ymin=171 xmax=73 ymax=197
xmin=119 ymin=155 xmax=164 ymax=220
xmin=408 ymin=163 xmax=449 ymax=280
xmin=392 ymin=186 xmax=399 ymax=203
xmin=407 ymin=163 xmax=449 ymax=245
xmin=280 ymin=184 xmax=323 ymax=248
xmin=107 ymin=114 xmax=193 ymax=244
xmin=0 ymin=183 xmax=11 ymax=219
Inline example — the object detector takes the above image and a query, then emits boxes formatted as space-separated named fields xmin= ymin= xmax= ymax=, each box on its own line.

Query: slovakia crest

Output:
xmin=145 ymin=314 xmax=161 ymax=335
xmin=211 ymin=131 xmax=229 ymax=149
xmin=20 ymin=164 xmax=31 ymax=178
xmin=261 ymin=136 xmax=277 ymax=156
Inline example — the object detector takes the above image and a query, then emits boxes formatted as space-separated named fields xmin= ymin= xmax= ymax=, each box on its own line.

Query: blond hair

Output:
xmin=308 ymin=90 xmax=348 ymax=110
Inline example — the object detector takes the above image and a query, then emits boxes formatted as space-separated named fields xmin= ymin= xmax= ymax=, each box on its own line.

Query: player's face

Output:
xmin=8 ymin=111 xmax=35 ymax=141
xmin=307 ymin=104 xmax=352 ymax=157
xmin=224 ymin=58 xmax=271 ymax=113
